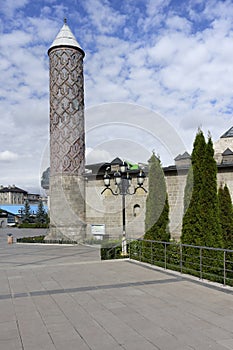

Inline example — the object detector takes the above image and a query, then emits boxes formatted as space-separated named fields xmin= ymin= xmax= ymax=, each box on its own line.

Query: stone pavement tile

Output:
xmin=0 ymin=338 xmax=23 ymax=350
xmin=187 ymin=341 xmax=232 ymax=350
xmin=43 ymin=322 xmax=92 ymax=350
xmin=30 ymin=295 xmax=92 ymax=350
xmin=51 ymin=337 xmax=92 ymax=350
xmin=73 ymin=291 xmax=163 ymax=349
xmin=16 ymin=316 xmax=56 ymax=350
xmin=13 ymin=297 xmax=40 ymax=321
xmin=0 ymin=271 xmax=11 ymax=294
xmin=175 ymin=328 xmax=224 ymax=349
xmin=111 ymin=306 xmax=172 ymax=339
xmin=0 ymin=299 xmax=16 ymax=323
xmin=32 ymin=294 xmax=66 ymax=318
xmin=144 ymin=333 xmax=190 ymax=350
xmin=211 ymin=315 xmax=233 ymax=333
xmin=0 ymin=320 xmax=22 ymax=349
xmin=29 ymin=269 xmax=63 ymax=289
xmin=201 ymin=326 xmax=233 ymax=341
xmin=123 ymin=339 xmax=159 ymax=350
xmin=12 ymin=296 xmax=57 ymax=350
xmin=111 ymin=301 xmax=208 ymax=349
xmin=155 ymin=333 xmax=227 ymax=350
xmin=6 ymin=271 xmax=28 ymax=295
xmin=1 ymin=245 xmax=233 ymax=349
xmin=50 ymin=293 xmax=123 ymax=350
xmin=218 ymin=339 xmax=233 ymax=349
xmin=20 ymin=269 xmax=45 ymax=292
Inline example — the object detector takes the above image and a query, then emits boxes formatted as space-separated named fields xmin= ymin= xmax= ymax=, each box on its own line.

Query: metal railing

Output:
xmin=127 ymin=238 xmax=233 ymax=287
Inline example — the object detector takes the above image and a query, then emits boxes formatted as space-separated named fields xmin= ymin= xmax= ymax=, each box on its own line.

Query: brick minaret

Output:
xmin=47 ymin=19 xmax=86 ymax=241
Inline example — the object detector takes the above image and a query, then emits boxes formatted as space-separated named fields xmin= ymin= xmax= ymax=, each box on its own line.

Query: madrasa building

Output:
xmin=46 ymin=20 xmax=233 ymax=242
xmin=43 ymin=126 xmax=233 ymax=242
xmin=83 ymin=127 xmax=233 ymax=241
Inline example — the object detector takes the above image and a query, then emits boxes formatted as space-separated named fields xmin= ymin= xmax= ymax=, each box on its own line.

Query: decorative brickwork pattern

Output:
xmin=49 ymin=48 xmax=85 ymax=176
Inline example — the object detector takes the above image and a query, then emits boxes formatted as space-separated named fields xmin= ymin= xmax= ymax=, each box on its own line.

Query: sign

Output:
xmin=91 ymin=224 xmax=105 ymax=240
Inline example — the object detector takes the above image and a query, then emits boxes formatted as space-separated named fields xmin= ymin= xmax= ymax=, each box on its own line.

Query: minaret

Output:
xmin=47 ymin=19 xmax=86 ymax=241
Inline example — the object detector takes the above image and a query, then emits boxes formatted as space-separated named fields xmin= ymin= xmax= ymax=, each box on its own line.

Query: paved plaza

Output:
xmin=0 ymin=228 xmax=233 ymax=349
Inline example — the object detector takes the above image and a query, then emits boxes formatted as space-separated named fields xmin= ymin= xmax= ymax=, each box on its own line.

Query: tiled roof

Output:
xmin=0 ymin=186 xmax=27 ymax=194
xmin=174 ymin=152 xmax=191 ymax=161
xmin=110 ymin=157 xmax=123 ymax=165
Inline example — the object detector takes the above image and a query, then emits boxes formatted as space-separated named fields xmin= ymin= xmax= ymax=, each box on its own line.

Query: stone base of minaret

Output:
xmin=46 ymin=175 xmax=86 ymax=242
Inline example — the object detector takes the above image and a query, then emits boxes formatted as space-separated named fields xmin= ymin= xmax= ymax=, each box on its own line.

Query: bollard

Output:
xmin=7 ymin=234 xmax=13 ymax=244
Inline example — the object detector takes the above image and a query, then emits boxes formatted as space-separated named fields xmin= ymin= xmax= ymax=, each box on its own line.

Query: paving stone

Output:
xmin=0 ymin=231 xmax=232 ymax=349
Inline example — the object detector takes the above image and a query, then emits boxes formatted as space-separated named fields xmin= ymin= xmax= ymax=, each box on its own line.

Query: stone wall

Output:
xmin=85 ymin=173 xmax=187 ymax=241
xmin=85 ymin=164 xmax=233 ymax=241
xmin=165 ymin=171 xmax=188 ymax=240
xmin=217 ymin=167 xmax=233 ymax=198
xmin=85 ymin=177 xmax=147 ymax=240
xmin=49 ymin=175 xmax=86 ymax=241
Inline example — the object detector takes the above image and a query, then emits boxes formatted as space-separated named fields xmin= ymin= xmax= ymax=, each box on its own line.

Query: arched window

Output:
xmin=133 ymin=204 xmax=140 ymax=217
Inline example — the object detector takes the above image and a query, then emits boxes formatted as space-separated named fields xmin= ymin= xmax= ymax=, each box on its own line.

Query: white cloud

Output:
xmin=1 ymin=0 xmax=233 ymax=191
xmin=0 ymin=151 xmax=19 ymax=161
xmin=83 ymin=0 xmax=126 ymax=34
xmin=0 ymin=0 xmax=29 ymax=17
xmin=86 ymin=147 xmax=112 ymax=164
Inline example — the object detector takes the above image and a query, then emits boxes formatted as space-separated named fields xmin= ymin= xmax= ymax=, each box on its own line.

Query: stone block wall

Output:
xmin=85 ymin=172 xmax=188 ymax=241
xmin=85 ymin=177 xmax=147 ymax=240
xmin=165 ymin=172 xmax=187 ymax=240
xmin=85 ymin=164 xmax=233 ymax=242
xmin=48 ymin=174 xmax=86 ymax=241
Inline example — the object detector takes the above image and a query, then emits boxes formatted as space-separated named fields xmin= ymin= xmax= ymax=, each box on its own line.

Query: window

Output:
xmin=133 ymin=204 xmax=140 ymax=217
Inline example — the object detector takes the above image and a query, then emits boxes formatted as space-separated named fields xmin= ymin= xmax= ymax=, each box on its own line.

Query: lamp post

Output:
xmin=101 ymin=160 xmax=147 ymax=255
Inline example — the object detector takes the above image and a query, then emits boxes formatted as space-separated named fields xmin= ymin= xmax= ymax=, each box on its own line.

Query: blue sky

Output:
xmin=1 ymin=0 xmax=233 ymax=192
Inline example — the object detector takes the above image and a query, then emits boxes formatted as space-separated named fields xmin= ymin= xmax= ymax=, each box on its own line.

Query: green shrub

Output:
xmin=101 ymin=240 xmax=128 ymax=260
xmin=17 ymin=235 xmax=46 ymax=243
xmin=18 ymin=223 xmax=49 ymax=228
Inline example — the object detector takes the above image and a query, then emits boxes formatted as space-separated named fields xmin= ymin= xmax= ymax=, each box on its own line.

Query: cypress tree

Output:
xmin=199 ymin=135 xmax=222 ymax=248
xmin=22 ymin=200 xmax=32 ymax=223
xmin=181 ymin=129 xmax=206 ymax=245
xmin=182 ymin=131 xmax=222 ymax=247
xmin=183 ymin=166 xmax=193 ymax=214
xmin=218 ymin=184 xmax=233 ymax=250
xmin=144 ymin=153 xmax=170 ymax=241
xmin=36 ymin=200 xmax=48 ymax=224
xmin=181 ymin=131 xmax=223 ymax=279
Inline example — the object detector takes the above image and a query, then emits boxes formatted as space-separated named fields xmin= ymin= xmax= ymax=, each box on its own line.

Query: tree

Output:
xmin=181 ymin=130 xmax=223 ymax=279
xmin=181 ymin=129 xmax=207 ymax=245
xmin=182 ymin=130 xmax=222 ymax=247
xmin=183 ymin=166 xmax=193 ymax=214
xmin=218 ymin=184 xmax=233 ymax=250
xmin=22 ymin=200 xmax=32 ymax=223
xmin=144 ymin=153 xmax=170 ymax=242
xmin=199 ymin=135 xmax=222 ymax=248
xmin=35 ymin=200 xmax=48 ymax=224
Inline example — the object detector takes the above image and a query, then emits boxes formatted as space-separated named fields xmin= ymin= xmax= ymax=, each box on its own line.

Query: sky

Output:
xmin=1 ymin=0 xmax=233 ymax=193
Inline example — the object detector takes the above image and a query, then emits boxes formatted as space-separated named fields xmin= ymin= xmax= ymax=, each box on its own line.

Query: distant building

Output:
xmin=27 ymin=193 xmax=41 ymax=204
xmin=0 ymin=185 xmax=45 ymax=205
xmin=0 ymin=185 xmax=27 ymax=205
xmin=214 ymin=127 xmax=233 ymax=164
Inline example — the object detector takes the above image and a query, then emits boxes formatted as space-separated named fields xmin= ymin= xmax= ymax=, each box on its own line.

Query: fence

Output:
xmin=127 ymin=238 xmax=233 ymax=287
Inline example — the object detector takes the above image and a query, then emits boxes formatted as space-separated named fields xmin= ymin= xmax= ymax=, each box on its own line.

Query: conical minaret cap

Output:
xmin=48 ymin=19 xmax=85 ymax=56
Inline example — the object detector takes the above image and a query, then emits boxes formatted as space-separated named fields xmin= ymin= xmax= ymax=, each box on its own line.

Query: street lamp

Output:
xmin=101 ymin=160 xmax=147 ymax=255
